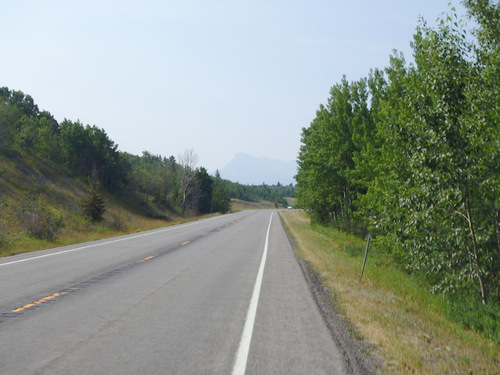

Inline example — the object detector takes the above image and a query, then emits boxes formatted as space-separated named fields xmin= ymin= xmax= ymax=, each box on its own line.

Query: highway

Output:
xmin=0 ymin=210 xmax=345 ymax=374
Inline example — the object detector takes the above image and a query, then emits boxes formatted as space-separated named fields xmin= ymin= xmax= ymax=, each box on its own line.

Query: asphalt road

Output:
xmin=0 ymin=210 xmax=345 ymax=374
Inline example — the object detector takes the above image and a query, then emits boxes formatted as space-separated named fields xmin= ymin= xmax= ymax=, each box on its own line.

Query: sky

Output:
xmin=1 ymin=0 xmax=468 ymax=173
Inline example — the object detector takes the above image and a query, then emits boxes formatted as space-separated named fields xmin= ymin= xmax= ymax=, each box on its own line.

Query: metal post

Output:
xmin=359 ymin=234 xmax=372 ymax=281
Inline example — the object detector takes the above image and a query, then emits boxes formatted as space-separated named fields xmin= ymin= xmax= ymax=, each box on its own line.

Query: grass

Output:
xmin=230 ymin=198 xmax=279 ymax=211
xmin=0 ymin=209 xmax=160 ymax=257
xmin=0 ymin=155 xmax=221 ymax=257
xmin=0 ymin=206 xmax=220 ymax=257
xmin=279 ymin=210 xmax=500 ymax=374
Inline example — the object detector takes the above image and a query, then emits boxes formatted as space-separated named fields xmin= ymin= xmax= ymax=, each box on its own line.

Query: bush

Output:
xmin=106 ymin=211 xmax=126 ymax=231
xmin=26 ymin=212 xmax=65 ymax=240
xmin=19 ymin=196 xmax=65 ymax=240
xmin=446 ymin=295 xmax=500 ymax=345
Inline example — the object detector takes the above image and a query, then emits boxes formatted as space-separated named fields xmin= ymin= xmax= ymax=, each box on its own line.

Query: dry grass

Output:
xmin=0 ymin=155 xmax=221 ymax=257
xmin=230 ymin=198 xmax=277 ymax=211
xmin=0 ymin=208 xmax=219 ymax=257
xmin=280 ymin=210 xmax=500 ymax=374
xmin=0 ymin=211 xmax=166 ymax=257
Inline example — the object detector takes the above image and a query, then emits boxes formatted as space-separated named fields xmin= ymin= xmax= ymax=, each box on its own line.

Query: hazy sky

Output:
xmin=1 ymin=0 xmax=467 ymax=173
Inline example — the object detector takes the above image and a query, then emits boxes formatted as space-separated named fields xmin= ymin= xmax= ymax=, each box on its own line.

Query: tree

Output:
xmin=295 ymin=3 xmax=500 ymax=304
xmin=80 ymin=179 xmax=106 ymax=222
xmin=296 ymin=76 xmax=374 ymax=228
xmin=161 ymin=155 xmax=179 ymax=207
xmin=195 ymin=167 xmax=213 ymax=214
xmin=178 ymin=149 xmax=199 ymax=214
xmin=57 ymin=120 xmax=125 ymax=189
xmin=357 ymin=6 xmax=499 ymax=303
xmin=212 ymin=170 xmax=231 ymax=213
xmin=296 ymin=104 xmax=338 ymax=223
xmin=464 ymin=0 xmax=500 ymax=301
xmin=377 ymin=8 xmax=499 ymax=303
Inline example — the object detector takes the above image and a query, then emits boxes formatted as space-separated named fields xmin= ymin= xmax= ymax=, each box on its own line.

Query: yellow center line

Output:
xmin=10 ymin=217 xmax=251 ymax=314
xmin=137 ymin=255 xmax=155 ymax=263
xmin=12 ymin=292 xmax=63 ymax=313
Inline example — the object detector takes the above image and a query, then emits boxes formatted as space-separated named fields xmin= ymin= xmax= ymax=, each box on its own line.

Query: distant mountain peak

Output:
xmin=219 ymin=153 xmax=296 ymax=185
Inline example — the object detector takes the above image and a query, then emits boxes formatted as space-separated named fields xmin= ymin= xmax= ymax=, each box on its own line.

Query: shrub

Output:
xmin=446 ymin=295 xmax=500 ymax=345
xmin=19 ymin=195 xmax=65 ymax=240
xmin=26 ymin=212 xmax=65 ymax=240
xmin=106 ymin=211 xmax=126 ymax=231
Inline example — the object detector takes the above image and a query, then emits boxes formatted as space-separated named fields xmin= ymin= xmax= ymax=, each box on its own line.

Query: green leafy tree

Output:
xmin=296 ymin=3 xmax=499 ymax=305
xmin=382 ymin=8 xmax=497 ymax=303
xmin=0 ymin=88 xmax=44 ymax=155
xmin=58 ymin=120 xmax=125 ymax=190
xmin=296 ymin=76 xmax=374 ymax=228
xmin=296 ymin=104 xmax=338 ymax=223
xmin=356 ymin=6 xmax=499 ymax=303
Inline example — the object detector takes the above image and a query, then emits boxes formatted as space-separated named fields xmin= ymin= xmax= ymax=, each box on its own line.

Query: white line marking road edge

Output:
xmin=232 ymin=211 xmax=273 ymax=375
xmin=0 ymin=215 xmax=227 ymax=268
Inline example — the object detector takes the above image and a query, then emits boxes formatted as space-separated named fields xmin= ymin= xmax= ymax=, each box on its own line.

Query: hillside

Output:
xmin=0 ymin=87 xmax=295 ymax=256
xmin=0 ymin=153 xmax=176 ymax=256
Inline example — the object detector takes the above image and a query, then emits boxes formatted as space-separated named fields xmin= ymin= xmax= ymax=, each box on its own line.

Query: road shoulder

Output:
xmin=279 ymin=212 xmax=380 ymax=374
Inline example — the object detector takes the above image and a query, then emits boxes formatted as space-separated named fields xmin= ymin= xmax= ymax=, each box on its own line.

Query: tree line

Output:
xmin=124 ymin=150 xmax=232 ymax=215
xmin=0 ymin=87 xmax=295 ymax=218
xmin=296 ymin=0 xmax=499 ymax=310
xmin=0 ymin=88 xmax=127 ymax=191
xmin=0 ymin=89 xmax=232 ymax=215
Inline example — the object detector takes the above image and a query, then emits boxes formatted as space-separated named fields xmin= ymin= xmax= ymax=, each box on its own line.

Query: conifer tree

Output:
xmin=80 ymin=179 xmax=106 ymax=222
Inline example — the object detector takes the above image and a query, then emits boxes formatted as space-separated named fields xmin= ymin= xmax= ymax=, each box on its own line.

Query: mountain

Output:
xmin=218 ymin=153 xmax=297 ymax=185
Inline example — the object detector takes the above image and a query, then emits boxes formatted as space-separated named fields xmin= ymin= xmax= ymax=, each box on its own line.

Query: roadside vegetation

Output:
xmin=0 ymin=87 xmax=295 ymax=256
xmin=0 ymin=151 xmax=295 ymax=257
xmin=0 ymin=156 xmax=190 ymax=257
xmin=280 ymin=210 xmax=499 ymax=374
xmin=295 ymin=0 xmax=499 ymax=352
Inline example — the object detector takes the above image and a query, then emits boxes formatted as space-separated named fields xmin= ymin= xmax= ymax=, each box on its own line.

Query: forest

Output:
xmin=0 ymin=87 xmax=295 ymax=231
xmin=295 ymin=0 xmax=499 ymax=332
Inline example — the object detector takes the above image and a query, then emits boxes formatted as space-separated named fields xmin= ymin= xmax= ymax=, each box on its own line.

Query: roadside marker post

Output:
xmin=359 ymin=234 xmax=372 ymax=281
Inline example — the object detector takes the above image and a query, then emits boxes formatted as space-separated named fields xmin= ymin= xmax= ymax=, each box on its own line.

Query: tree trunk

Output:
xmin=466 ymin=197 xmax=487 ymax=305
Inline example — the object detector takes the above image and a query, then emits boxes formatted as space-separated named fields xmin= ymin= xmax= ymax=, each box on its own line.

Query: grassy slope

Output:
xmin=279 ymin=210 xmax=499 ymax=374
xmin=0 ymin=155 xmax=187 ymax=257
xmin=0 ymin=155 xmax=283 ymax=257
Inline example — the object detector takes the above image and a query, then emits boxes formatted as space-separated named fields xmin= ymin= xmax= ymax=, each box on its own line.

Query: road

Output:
xmin=0 ymin=210 xmax=345 ymax=374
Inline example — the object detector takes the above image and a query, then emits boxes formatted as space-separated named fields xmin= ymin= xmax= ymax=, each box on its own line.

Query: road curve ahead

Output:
xmin=0 ymin=210 xmax=345 ymax=374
